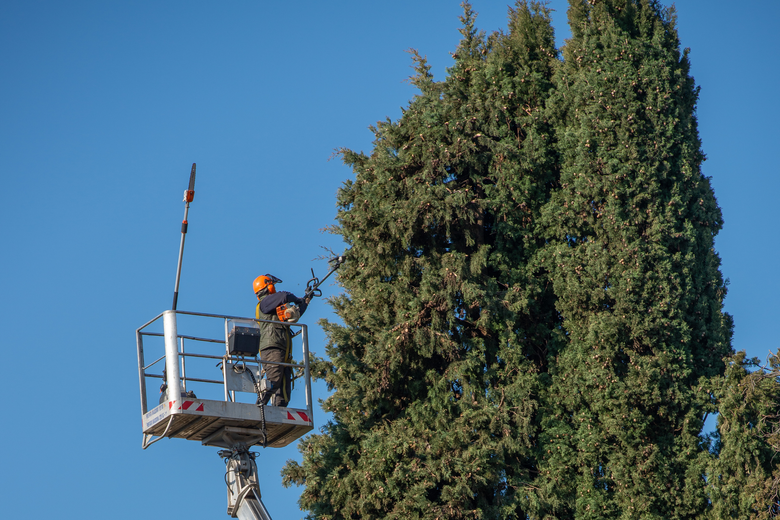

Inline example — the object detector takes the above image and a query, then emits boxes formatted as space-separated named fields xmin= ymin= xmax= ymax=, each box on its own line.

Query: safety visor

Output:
xmin=264 ymin=274 xmax=283 ymax=284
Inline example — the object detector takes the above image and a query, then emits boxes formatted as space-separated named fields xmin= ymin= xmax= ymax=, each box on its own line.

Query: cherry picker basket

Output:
xmin=136 ymin=310 xmax=314 ymax=450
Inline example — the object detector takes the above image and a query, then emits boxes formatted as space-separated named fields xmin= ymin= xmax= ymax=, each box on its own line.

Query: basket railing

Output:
xmin=136 ymin=310 xmax=312 ymax=419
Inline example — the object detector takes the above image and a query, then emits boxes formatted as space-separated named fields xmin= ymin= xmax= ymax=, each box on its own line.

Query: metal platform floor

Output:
xmin=142 ymin=398 xmax=313 ymax=449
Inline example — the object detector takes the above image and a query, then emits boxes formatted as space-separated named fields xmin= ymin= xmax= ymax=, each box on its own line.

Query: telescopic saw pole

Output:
xmin=172 ymin=163 xmax=196 ymax=310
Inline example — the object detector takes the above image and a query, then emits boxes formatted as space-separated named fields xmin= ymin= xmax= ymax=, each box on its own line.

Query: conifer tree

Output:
xmin=707 ymin=352 xmax=780 ymax=519
xmin=281 ymin=1 xmax=741 ymax=518
xmin=532 ymin=0 xmax=732 ymax=518
xmin=282 ymin=3 xmax=559 ymax=518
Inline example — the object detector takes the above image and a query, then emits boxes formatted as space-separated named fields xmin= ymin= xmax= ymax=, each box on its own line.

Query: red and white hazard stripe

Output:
xmin=169 ymin=400 xmax=205 ymax=412
xmin=286 ymin=411 xmax=311 ymax=423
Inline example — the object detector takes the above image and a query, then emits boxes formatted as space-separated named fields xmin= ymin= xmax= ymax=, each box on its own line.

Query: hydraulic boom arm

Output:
xmin=220 ymin=445 xmax=273 ymax=520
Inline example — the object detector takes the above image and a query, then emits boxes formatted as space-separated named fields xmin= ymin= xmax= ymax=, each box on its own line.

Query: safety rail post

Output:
xmin=136 ymin=329 xmax=148 ymax=415
xmin=180 ymin=337 xmax=187 ymax=392
xmin=223 ymin=317 xmax=230 ymax=401
xmin=301 ymin=324 xmax=313 ymax=417
xmin=163 ymin=310 xmax=183 ymax=403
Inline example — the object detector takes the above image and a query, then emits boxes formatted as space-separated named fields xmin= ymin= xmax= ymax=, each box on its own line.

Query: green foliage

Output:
xmin=706 ymin=352 xmax=780 ymax=519
xmin=531 ymin=0 xmax=732 ymax=518
xmin=278 ymin=1 xmax=763 ymax=518
xmin=283 ymin=2 xmax=559 ymax=518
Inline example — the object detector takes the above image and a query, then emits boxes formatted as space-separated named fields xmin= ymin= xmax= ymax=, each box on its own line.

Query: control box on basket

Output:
xmin=228 ymin=319 xmax=261 ymax=356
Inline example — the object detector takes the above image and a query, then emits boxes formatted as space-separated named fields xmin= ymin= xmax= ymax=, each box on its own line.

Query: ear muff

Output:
xmin=253 ymin=275 xmax=277 ymax=296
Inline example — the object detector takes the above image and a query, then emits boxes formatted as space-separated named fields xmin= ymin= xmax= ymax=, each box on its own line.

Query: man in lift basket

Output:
xmin=253 ymin=274 xmax=310 ymax=407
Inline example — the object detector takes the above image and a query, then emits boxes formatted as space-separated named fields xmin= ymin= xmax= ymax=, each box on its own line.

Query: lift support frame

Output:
xmin=136 ymin=310 xmax=315 ymax=519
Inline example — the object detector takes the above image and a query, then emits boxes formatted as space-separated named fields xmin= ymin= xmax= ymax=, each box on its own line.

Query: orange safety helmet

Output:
xmin=253 ymin=274 xmax=281 ymax=297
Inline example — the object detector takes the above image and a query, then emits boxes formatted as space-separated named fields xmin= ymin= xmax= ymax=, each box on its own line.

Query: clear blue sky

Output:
xmin=1 ymin=1 xmax=777 ymax=518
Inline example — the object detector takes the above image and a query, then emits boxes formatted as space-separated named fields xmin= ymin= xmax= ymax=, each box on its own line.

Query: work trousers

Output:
xmin=261 ymin=346 xmax=291 ymax=407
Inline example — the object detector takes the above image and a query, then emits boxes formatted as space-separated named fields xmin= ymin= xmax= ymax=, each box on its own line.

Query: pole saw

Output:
xmin=161 ymin=163 xmax=197 ymax=401
xmin=304 ymin=255 xmax=346 ymax=302
xmin=172 ymin=163 xmax=196 ymax=310
xmin=276 ymin=255 xmax=345 ymax=335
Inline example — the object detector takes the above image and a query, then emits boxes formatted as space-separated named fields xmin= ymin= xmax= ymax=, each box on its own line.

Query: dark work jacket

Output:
xmin=255 ymin=291 xmax=308 ymax=352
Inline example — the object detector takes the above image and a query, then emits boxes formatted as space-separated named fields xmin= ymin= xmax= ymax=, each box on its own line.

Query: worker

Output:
xmin=253 ymin=274 xmax=310 ymax=407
